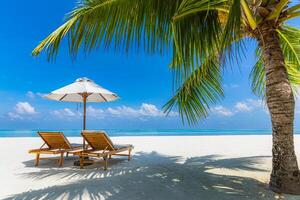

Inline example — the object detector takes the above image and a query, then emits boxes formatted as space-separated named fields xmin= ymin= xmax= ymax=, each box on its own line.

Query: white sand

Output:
xmin=1 ymin=135 xmax=300 ymax=200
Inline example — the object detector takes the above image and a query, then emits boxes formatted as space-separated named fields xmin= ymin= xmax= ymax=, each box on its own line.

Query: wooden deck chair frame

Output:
xmin=29 ymin=132 xmax=82 ymax=167
xmin=75 ymin=130 xmax=133 ymax=170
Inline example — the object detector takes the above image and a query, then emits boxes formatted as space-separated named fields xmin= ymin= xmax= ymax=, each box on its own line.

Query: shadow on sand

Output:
xmin=4 ymin=152 xmax=292 ymax=200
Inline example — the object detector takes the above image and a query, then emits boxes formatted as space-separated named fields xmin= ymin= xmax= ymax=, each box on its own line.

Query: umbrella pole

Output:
xmin=83 ymin=96 xmax=87 ymax=130
xmin=83 ymin=95 xmax=87 ymax=148
xmin=75 ymin=94 xmax=92 ymax=166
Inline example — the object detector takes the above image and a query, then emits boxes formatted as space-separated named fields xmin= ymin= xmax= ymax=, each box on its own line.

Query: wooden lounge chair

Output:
xmin=75 ymin=130 xmax=134 ymax=170
xmin=29 ymin=132 xmax=82 ymax=167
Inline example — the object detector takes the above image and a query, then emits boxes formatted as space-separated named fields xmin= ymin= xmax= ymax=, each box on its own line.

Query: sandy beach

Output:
xmin=1 ymin=135 xmax=300 ymax=200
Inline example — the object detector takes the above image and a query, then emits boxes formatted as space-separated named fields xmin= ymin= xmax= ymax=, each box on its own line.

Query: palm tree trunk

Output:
xmin=258 ymin=21 xmax=300 ymax=194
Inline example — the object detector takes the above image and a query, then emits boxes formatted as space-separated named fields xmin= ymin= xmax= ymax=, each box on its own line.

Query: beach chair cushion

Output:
xmin=113 ymin=144 xmax=133 ymax=150
xmin=38 ymin=132 xmax=72 ymax=150
xmin=82 ymin=131 xmax=115 ymax=151
xmin=82 ymin=131 xmax=133 ymax=151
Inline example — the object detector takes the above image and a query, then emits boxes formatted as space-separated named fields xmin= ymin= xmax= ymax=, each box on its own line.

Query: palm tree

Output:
xmin=32 ymin=0 xmax=300 ymax=194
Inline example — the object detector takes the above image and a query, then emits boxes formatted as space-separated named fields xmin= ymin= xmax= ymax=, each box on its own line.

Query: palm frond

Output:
xmin=172 ymin=0 xmax=230 ymax=21
xmin=280 ymin=3 xmax=300 ymax=22
xmin=171 ymin=0 xmax=223 ymax=74
xmin=33 ymin=0 xmax=180 ymax=60
xmin=286 ymin=63 xmax=300 ymax=87
xmin=251 ymin=57 xmax=300 ymax=98
xmin=240 ymin=0 xmax=257 ymax=30
xmin=280 ymin=11 xmax=300 ymax=22
xmin=285 ymin=3 xmax=300 ymax=13
xmin=164 ymin=56 xmax=223 ymax=125
xmin=277 ymin=25 xmax=300 ymax=68
xmin=220 ymin=0 xmax=244 ymax=64
xmin=165 ymin=0 xmax=242 ymax=124
xmin=250 ymin=48 xmax=266 ymax=97
xmin=251 ymin=25 xmax=300 ymax=98
xmin=267 ymin=0 xmax=289 ymax=20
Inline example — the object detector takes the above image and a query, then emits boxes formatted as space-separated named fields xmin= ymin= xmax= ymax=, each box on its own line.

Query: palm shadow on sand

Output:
xmin=4 ymin=152 xmax=294 ymax=200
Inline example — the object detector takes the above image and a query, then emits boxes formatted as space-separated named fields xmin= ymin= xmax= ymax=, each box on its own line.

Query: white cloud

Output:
xmin=51 ymin=108 xmax=78 ymax=118
xmin=87 ymin=106 xmax=104 ymax=118
xmin=7 ymin=112 xmax=23 ymax=120
xmin=246 ymin=99 xmax=265 ymax=108
xmin=212 ymin=106 xmax=234 ymax=117
xmin=235 ymin=102 xmax=252 ymax=112
xmin=15 ymin=102 xmax=37 ymax=115
xmin=248 ymin=99 xmax=267 ymax=113
xmin=107 ymin=107 xmax=123 ymax=115
xmin=51 ymin=103 xmax=178 ymax=120
xmin=211 ymin=99 xmax=267 ymax=118
xmin=233 ymin=99 xmax=266 ymax=113
xmin=140 ymin=103 xmax=165 ymax=117
xmin=107 ymin=106 xmax=139 ymax=117
xmin=36 ymin=92 xmax=46 ymax=98
xmin=26 ymin=91 xmax=46 ymax=99
xmin=107 ymin=103 xmax=178 ymax=118
xmin=8 ymin=102 xmax=37 ymax=120
xmin=26 ymin=91 xmax=35 ymax=98
xmin=211 ymin=99 xmax=266 ymax=117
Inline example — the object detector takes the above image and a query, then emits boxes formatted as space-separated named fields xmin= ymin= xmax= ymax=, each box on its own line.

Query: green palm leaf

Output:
xmin=250 ymin=57 xmax=300 ymax=98
xmin=33 ymin=0 xmax=180 ymax=60
xmin=166 ymin=0 xmax=242 ymax=124
xmin=277 ymin=25 xmax=300 ymax=68
xmin=251 ymin=25 xmax=300 ymax=98
xmin=164 ymin=56 xmax=223 ymax=125
xmin=170 ymin=9 xmax=221 ymax=76
xmin=250 ymin=48 xmax=267 ymax=98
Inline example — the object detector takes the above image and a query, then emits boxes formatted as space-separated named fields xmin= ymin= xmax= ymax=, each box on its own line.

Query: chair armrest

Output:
xmin=29 ymin=148 xmax=50 ymax=153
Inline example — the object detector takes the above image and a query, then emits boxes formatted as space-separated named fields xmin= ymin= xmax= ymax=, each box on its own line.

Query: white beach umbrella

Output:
xmin=45 ymin=77 xmax=119 ymax=130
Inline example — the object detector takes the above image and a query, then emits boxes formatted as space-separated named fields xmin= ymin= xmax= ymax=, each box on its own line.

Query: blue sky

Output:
xmin=0 ymin=0 xmax=300 ymax=130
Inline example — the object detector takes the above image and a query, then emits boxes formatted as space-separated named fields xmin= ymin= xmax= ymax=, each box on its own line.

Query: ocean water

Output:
xmin=0 ymin=129 xmax=299 ymax=137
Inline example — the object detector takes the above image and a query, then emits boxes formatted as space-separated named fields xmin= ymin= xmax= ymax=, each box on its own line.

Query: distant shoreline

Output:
xmin=1 ymin=129 xmax=300 ymax=137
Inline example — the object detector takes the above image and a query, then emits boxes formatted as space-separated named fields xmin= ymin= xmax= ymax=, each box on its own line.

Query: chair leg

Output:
xmin=103 ymin=156 xmax=108 ymax=170
xmin=66 ymin=152 xmax=69 ymax=157
xmin=80 ymin=155 xmax=84 ymax=169
xmin=59 ymin=152 xmax=64 ymax=167
xmin=109 ymin=154 xmax=112 ymax=159
xmin=128 ymin=148 xmax=132 ymax=161
xmin=35 ymin=153 xmax=40 ymax=166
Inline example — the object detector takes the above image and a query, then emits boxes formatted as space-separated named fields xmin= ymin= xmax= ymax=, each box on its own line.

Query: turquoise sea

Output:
xmin=0 ymin=129 xmax=299 ymax=137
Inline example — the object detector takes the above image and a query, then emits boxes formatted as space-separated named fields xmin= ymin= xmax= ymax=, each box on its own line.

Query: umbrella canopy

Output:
xmin=45 ymin=77 xmax=119 ymax=129
xmin=45 ymin=77 xmax=119 ymax=103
